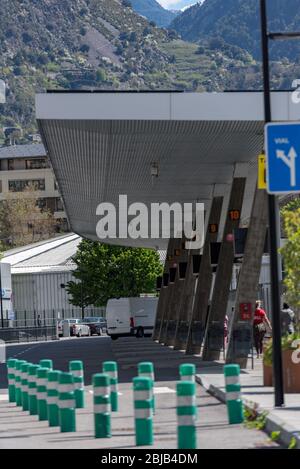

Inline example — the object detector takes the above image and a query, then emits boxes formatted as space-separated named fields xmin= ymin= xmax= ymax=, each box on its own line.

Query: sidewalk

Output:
xmin=196 ymin=360 xmax=300 ymax=449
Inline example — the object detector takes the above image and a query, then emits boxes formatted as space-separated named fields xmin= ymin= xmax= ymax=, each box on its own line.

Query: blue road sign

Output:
xmin=265 ymin=122 xmax=300 ymax=194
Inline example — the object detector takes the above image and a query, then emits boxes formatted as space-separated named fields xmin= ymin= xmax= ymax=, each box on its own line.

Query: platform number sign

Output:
xmin=228 ymin=210 xmax=240 ymax=222
xmin=258 ymin=154 xmax=267 ymax=189
xmin=209 ymin=224 xmax=218 ymax=234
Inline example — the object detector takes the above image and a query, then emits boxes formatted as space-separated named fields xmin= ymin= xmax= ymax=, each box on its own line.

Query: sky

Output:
xmin=157 ymin=1 xmax=198 ymax=10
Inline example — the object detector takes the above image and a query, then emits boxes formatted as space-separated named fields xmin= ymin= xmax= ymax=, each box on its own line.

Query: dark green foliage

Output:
xmin=66 ymin=239 xmax=163 ymax=308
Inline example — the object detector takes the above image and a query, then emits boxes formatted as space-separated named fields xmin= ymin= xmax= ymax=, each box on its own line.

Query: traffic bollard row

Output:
xmin=138 ymin=362 xmax=155 ymax=413
xmin=103 ymin=361 xmax=118 ymax=412
xmin=39 ymin=359 xmax=53 ymax=370
xmin=58 ymin=372 xmax=76 ymax=433
xmin=69 ymin=360 xmax=85 ymax=408
xmin=47 ymin=370 xmax=62 ymax=427
xmin=37 ymin=367 xmax=49 ymax=421
xmin=15 ymin=360 xmax=26 ymax=406
xmin=133 ymin=377 xmax=153 ymax=446
xmin=21 ymin=362 xmax=30 ymax=411
xmin=93 ymin=373 xmax=111 ymax=438
xmin=224 ymin=364 xmax=244 ymax=425
xmin=179 ymin=363 xmax=196 ymax=382
xmin=28 ymin=364 xmax=40 ymax=415
xmin=6 ymin=358 xmax=17 ymax=403
xmin=177 ymin=381 xmax=197 ymax=449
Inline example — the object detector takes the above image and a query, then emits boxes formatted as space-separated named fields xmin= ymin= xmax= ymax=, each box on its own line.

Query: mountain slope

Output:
xmin=131 ymin=0 xmax=177 ymax=27
xmin=1 ymin=0 xmax=299 ymax=141
xmin=0 ymin=0 xmax=177 ymax=134
xmin=171 ymin=0 xmax=300 ymax=60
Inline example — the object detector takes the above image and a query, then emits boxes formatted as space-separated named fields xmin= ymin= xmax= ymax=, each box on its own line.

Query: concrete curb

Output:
xmin=196 ymin=374 xmax=300 ymax=449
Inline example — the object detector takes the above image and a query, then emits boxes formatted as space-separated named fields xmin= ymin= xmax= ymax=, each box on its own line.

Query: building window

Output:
xmin=8 ymin=179 xmax=45 ymax=192
xmin=25 ymin=158 xmax=49 ymax=170
xmin=36 ymin=198 xmax=47 ymax=210
xmin=56 ymin=197 xmax=64 ymax=211
xmin=8 ymin=159 xmax=14 ymax=170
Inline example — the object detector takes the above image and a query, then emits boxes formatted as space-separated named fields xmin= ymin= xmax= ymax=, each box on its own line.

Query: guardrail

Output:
xmin=0 ymin=325 xmax=58 ymax=344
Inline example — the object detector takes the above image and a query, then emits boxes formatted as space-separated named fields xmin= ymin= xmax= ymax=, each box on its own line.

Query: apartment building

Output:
xmin=0 ymin=143 xmax=69 ymax=232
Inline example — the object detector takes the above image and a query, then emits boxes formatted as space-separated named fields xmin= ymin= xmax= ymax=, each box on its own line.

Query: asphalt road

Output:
xmin=0 ymin=336 xmax=281 ymax=449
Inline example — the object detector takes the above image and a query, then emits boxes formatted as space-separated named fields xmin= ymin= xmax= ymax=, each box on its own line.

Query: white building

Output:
xmin=0 ymin=143 xmax=69 ymax=233
xmin=1 ymin=233 xmax=105 ymax=324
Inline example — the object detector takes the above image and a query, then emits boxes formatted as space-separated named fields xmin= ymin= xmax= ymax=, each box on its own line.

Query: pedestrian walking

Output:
xmin=224 ymin=314 xmax=229 ymax=345
xmin=281 ymin=302 xmax=296 ymax=335
xmin=253 ymin=301 xmax=272 ymax=358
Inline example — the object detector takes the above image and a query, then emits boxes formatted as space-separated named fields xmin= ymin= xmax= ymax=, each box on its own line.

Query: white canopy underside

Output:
xmin=36 ymin=92 xmax=299 ymax=249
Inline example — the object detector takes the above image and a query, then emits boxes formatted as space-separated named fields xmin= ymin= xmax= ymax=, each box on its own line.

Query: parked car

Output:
xmin=57 ymin=318 xmax=78 ymax=337
xmin=72 ymin=319 xmax=91 ymax=337
xmin=58 ymin=318 xmax=90 ymax=337
xmin=81 ymin=317 xmax=107 ymax=336
xmin=106 ymin=297 xmax=158 ymax=340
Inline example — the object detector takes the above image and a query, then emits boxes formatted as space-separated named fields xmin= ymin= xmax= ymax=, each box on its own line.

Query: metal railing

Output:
xmin=0 ymin=308 xmax=106 ymax=328
xmin=0 ymin=325 xmax=57 ymax=344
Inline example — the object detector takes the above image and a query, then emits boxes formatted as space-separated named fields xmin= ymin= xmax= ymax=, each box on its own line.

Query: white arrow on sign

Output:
xmin=276 ymin=147 xmax=297 ymax=187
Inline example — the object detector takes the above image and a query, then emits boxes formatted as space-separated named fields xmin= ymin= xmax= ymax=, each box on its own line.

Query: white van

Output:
xmin=106 ymin=297 xmax=158 ymax=340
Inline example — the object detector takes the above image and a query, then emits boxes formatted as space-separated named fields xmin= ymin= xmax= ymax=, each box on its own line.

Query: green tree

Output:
xmin=280 ymin=199 xmax=300 ymax=315
xmin=66 ymin=240 xmax=163 ymax=308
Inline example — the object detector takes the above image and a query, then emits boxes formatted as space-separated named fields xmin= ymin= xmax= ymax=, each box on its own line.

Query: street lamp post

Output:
xmin=0 ymin=79 xmax=6 ymax=328
xmin=0 ymin=263 xmax=4 ymax=328
xmin=260 ymin=0 xmax=284 ymax=408
xmin=260 ymin=0 xmax=300 ymax=407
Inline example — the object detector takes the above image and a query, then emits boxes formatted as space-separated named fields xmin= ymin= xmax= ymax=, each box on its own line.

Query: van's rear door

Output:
xmin=107 ymin=298 xmax=131 ymax=335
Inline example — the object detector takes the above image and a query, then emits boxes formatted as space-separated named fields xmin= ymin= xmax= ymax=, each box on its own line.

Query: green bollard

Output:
xmin=179 ymin=363 xmax=196 ymax=382
xmin=93 ymin=373 xmax=111 ymax=438
xmin=7 ymin=359 xmax=17 ymax=403
xmin=47 ymin=370 xmax=61 ymax=427
xmin=138 ymin=362 xmax=155 ymax=413
xmin=69 ymin=360 xmax=85 ymax=408
xmin=177 ymin=381 xmax=197 ymax=449
xmin=133 ymin=377 xmax=153 ymax=446
xmin=103 ymin=361 xmax=118 ymax=412
xmin=58 ymin=372 xmax=76 ymax=433
xmin=28 ymin=364 xmax=40 ymax=415
xmin=39 ymin=359 xmax=53 ymax=370
xmin=21 ymin=362 xmax=30 ymax=411
xmin=15 ymin=360 xmax=26 ymax=407
xmin=224 ymin=364 xmax=244 ymax=425
xmin=37 ymin=367 xmax=49 ymax=421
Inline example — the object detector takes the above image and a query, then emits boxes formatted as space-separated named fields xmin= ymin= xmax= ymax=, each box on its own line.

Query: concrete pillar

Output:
xmin=185 ymin=197 xmax=224 ymax=355
xmin=173 ymin=244 xmax=201 ymax=351
xmin=202 ymin=178 xmax=246 ymax=361
xmin=161 ymin=238 xmax=187 ymax=345
xmin=226 ymin=187 xmax=268 ymax=367
xmin=158 ymin=238 xmax=181 ymax=343
xmin=153 ymin=238 xmax=174 ymax=341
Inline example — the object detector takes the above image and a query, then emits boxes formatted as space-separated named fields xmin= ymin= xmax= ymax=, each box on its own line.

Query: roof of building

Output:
xmin=1 ymin=233 xmax=165 ymax=274
xmin=1 ymin=233 xmax=80 ymax=274
xmin=0 ymin=143 xmax=47 ymax=160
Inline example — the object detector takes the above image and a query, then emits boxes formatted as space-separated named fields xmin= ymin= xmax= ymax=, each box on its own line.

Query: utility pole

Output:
xmin=260 ymin=0 xmax=284 ymax=407
xmin=0 ymin=263 xmax=4 ymax=328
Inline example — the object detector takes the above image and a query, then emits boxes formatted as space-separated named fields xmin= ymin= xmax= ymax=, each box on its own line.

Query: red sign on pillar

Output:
xmin=240 ymin=303 xmax=252 ymax=321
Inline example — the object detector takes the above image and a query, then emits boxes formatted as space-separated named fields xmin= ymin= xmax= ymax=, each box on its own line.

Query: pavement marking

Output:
xmin=0 ymin=395 xmax=8 ymax=401
xmin=11 ymin=344 xmax=43 ymax=358
xmin=154 ymin=387 xmax=175 ymax=394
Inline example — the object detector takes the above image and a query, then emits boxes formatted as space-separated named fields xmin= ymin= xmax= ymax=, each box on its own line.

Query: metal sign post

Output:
xmin=260 ymin=0 xmax=284 ymax=408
